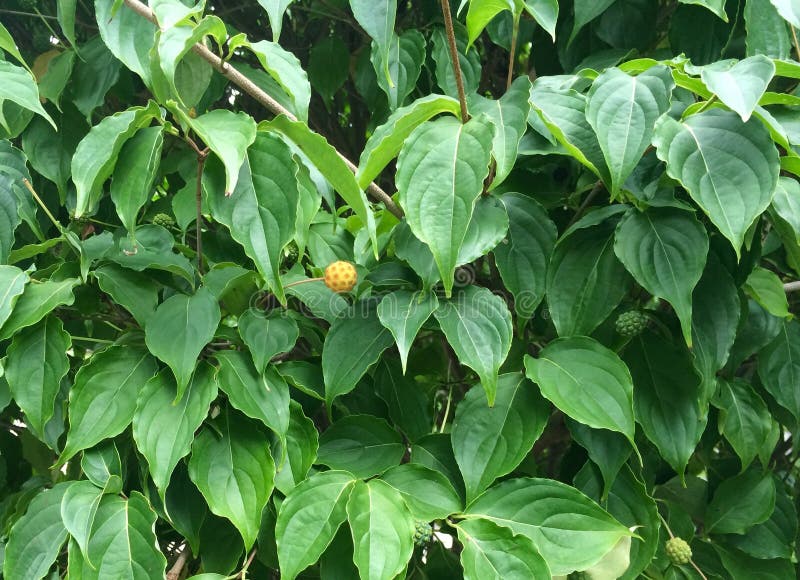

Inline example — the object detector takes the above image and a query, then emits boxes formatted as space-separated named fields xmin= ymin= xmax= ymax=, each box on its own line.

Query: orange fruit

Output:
xmin=324 ymin=261 xmax=357 ymax=293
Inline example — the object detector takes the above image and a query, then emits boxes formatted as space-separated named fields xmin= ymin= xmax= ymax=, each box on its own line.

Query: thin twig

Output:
xmin=792 ymin=26 xmax=800 ymax=62
xmin=195 ymin=151 xmax=207 ymax=274
xmin=507 ymin=13 xmax=520 ymax=91
xmin=121 ymin=0 xmax=403 ymax=219
xmin=439 ymin=0 xmax=470 ymax=122
xmin=166 ymin=544 xmax=191 ymax=580
xmin=784 ymin=280 xmax=800 ymax=293
xmin=238 ymin=549 xmax=257 ymax=579
xmin=566 ymin=181 xmax=604 ymax=228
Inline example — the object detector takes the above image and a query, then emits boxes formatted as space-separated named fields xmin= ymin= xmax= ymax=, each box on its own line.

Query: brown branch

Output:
xmin=439 ymin=0 xmax=470 ymax=122
xmin=166 ymin=545 xmax=191 ymax=580
xmin=507 ymin=14 xmax=520 ymax=91
xmin=121 ymin=0 xmax=403 ymax=220
xmin=784 ymin=280 xmax=800 ymax=293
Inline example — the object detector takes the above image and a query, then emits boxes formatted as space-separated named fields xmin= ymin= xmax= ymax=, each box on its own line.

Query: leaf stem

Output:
xmin=792 ymin=26 xmax=800 ymax=62
xmin=22 ymin=179 xmax=62 ymax=231
xmin=507 ymin=13 xmax=520 ymax=91
xmin=195 ymin=151 xmax=208 ymax=275
xmin=695 ymin=94 xmax=718 ymax=114
xmin=284 ymin=277 xmax=324 ymax=289
xmin=120 ymin=0 xmax=403 ymax=219
xmin=70 ymin=336 xmax=115 ymax=344
xmin=439 ymin=0 xmax=470 ymax=122
xmin=166 ymin=544 xmax=191 ymax=580
xmin=439 ymin=384 xmax=454 ymax=433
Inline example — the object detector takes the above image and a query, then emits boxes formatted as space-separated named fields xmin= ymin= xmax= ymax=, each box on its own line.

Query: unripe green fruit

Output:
xmin=615 ymin=310 xmax=649 ymax=337
xmin=413 ymin=521 xmax=432 ymax=547
xmin=665 ymin=537 xmax=692 ymax=565
xmin=152 ymin=213 xmax=175 ymax=228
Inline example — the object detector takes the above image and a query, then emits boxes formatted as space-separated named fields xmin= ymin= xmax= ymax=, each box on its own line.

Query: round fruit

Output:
xmin=665 ymin=537 xmax=692 ymax=565
xmin=413 ymin=521 xmax=433 ymax=547
xmin=152 ymin=213 xmax=175 ymax=228
xmin=615 ymin=310 xmax=649 ymax=337
xmin=324 ymin=261 xmax=357 ymax=293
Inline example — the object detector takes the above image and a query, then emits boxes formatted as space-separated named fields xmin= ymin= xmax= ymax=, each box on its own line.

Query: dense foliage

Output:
xmin=1 ymin=0 xmax=800 ymax=578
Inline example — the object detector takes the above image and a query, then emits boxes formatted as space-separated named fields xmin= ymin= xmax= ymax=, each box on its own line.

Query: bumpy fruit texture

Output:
xmin=324 ymin=261 xmax=357 ymax=293
xmin=413 ymin=521 xmax=433 ymax=547
xmin=152 ymin=213 xmax=175 ymax=228
xmin=665 ymin=537 xmax=692 ymax=565
xmin=615 ymin=310 xmax=649 ymax=337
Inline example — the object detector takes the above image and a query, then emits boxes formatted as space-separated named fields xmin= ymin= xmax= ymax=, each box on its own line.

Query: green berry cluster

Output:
xmin=152 ymin=213 xmax=175 ymax=228
xmin=665 ymin=537 xmax=692 ymax=565
xmin=413 ymin=521 xmax=432 ymax=547
xmin=615 ymin=310 xmax=649 ymax=337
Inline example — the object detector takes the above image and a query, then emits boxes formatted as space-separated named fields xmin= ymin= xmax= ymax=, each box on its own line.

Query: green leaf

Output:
xmin=0 ymin=61 xmax=55 ymax=130
xmin=4 ymin=317 xmax=70 ymax=437
xmin=713 ymin=378 xmax=772 ymax=471
xmin=768 ymin=0 xmax=800 ymax=27
xmin=308 ymin=36 xmax=349 ymax=104
xmin=653 ymin=109 xmax=780 ymax=256
xmin=215 ymin=351 xmax=290 ymax=444
xmin=680 ymin=0 xmax=728 ymax=20
xmin=691 ymin=256 xmax=741 ymax=388
xmin=144 ymin=287 xmax=221 ymax=399
xmin=71 ymin=36 xmax=121 ymax=122
xmin=133 ymin=364 xmax=218 ymax=500
xmin=274 ymin=401 xmax=318 ymax=494
xmin=371 ymin=30 xmax=426 ymax=111
xmin=108 ymin=225 xmax=195 ymax=285
xmin=256 ymin=0 xmax=294 ymax=40
xmin=238 ymin=309 xmax=298 ymax=372
xmin=493 ymin=193 xmax=556 ymax=324
xmin=317 ymin=415 xmax=404 ymax=478
xmin=346 ymin=479 xmax=415 ymax=580
xmin=373 ymin=358 xmax=433 ymax=441
xmin=322 ymin=303 xmax=394 ymax=409
xmin=586 ymin=66 xmax=674 ymax=196
xmin=209 ymin=133 xmax=298 ymax=302
xmin=465 ymin=477 xmax=631 ymax=575
xmin=21 ymin=113 xmax=81 ymax=199
xmin=614 ymin=207 xmax=709 ymax=346
xmin=706 ymin=468 xmax=776 ymax=534
xmin=0 ymin=139 xmax=43 ymax=241
xmin=758 ymin=320 xmax=800 ymax=421
xmin=546 ymin=212 xmax=630 ymax=338
xmin=3 ymin=483 xmax=70 ymax=580
xmin=567 ymin=420 xmax=632 ymax=502
xmin=94 ymin=264 xmax=159 ymax=326
xmin=457 ymin=517 xmax=551 ymax=580
xmin=744 ymin=266 xmax=790 ymax=318
xmin=350 ymin=0 xmax=397 ymax=84
xmin=95 ymin=0 xmax=157 ymax=86
xmin=377 ymin=290 xmax=438 ymax=373
xmin=469 ymin=76 xmax=531 ymax=188
xmin=263 ymin=115 xmax=377 ymax=251
xmin=435 ymin=285 xmax=513 ymax=405
xmin=522 ymin=1 xmax=558 ymax=39
xmin=772 ymin=176 xmax=800 ymax=242
xmin=189 ymin=409 xmax=275 ymax=550
xmin=110 ymin=126 xmax=164 ymax=234
xmin=453 ymin=374 xmax=549 ymax=502
xmin=59 ymin=346 xmax=158 ymax=464
xmin=524 ymin=337 xmax=636 ymax=447
xmin=745 ymin=0 xmax=791 ymax=59
xmin=60 ymin=480 xmax=104 ymax=565
xmin=68 ymin=492 xmax=167 ymax=579
xmin=181 ymin=109 xmax=257 ymax=196
xmin=397 ymin=115 xmax=493 ymax=293
xmin=276 ymin=470 xmax=355 ymax=580
xmin=0 ymin=278 xmax=79 ymax=341
xmin=0 ymin=22 xmax=29 ymax=71
xmin=0 ymin=265 xmax=28 ymax=330
xmin=357 ymin=94 xmax=461 ymax=189
xmin=466 ymin=0 xmax=516 ymax=48
xmin=380 ymin=463 xmax=463 ymax=521
xmin=570 ymin=0 xmax=616 ymax=43
xmin=72 ymin=102 xmax=160 ymax=217
xmin=727 ymin=482 xmax=797 ymax=559
xmin=700 ymin=56 xmax=775 ymax=121
xmin=241 ymin=39 xmax=311 ymax=122
xmin=81 ymin=441 xmax=123 ymax=493
xmin=623 ymin=333 xmax=705 ymax=478
xmin=38 ymin=50 xmax=77 ymax=111
xmin=574 ymin=464 xmax=659 ymax=580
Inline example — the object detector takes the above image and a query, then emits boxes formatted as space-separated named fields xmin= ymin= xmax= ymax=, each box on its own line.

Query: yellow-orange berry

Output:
xmin=324 ymin=261 xmax=357 ymax=293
